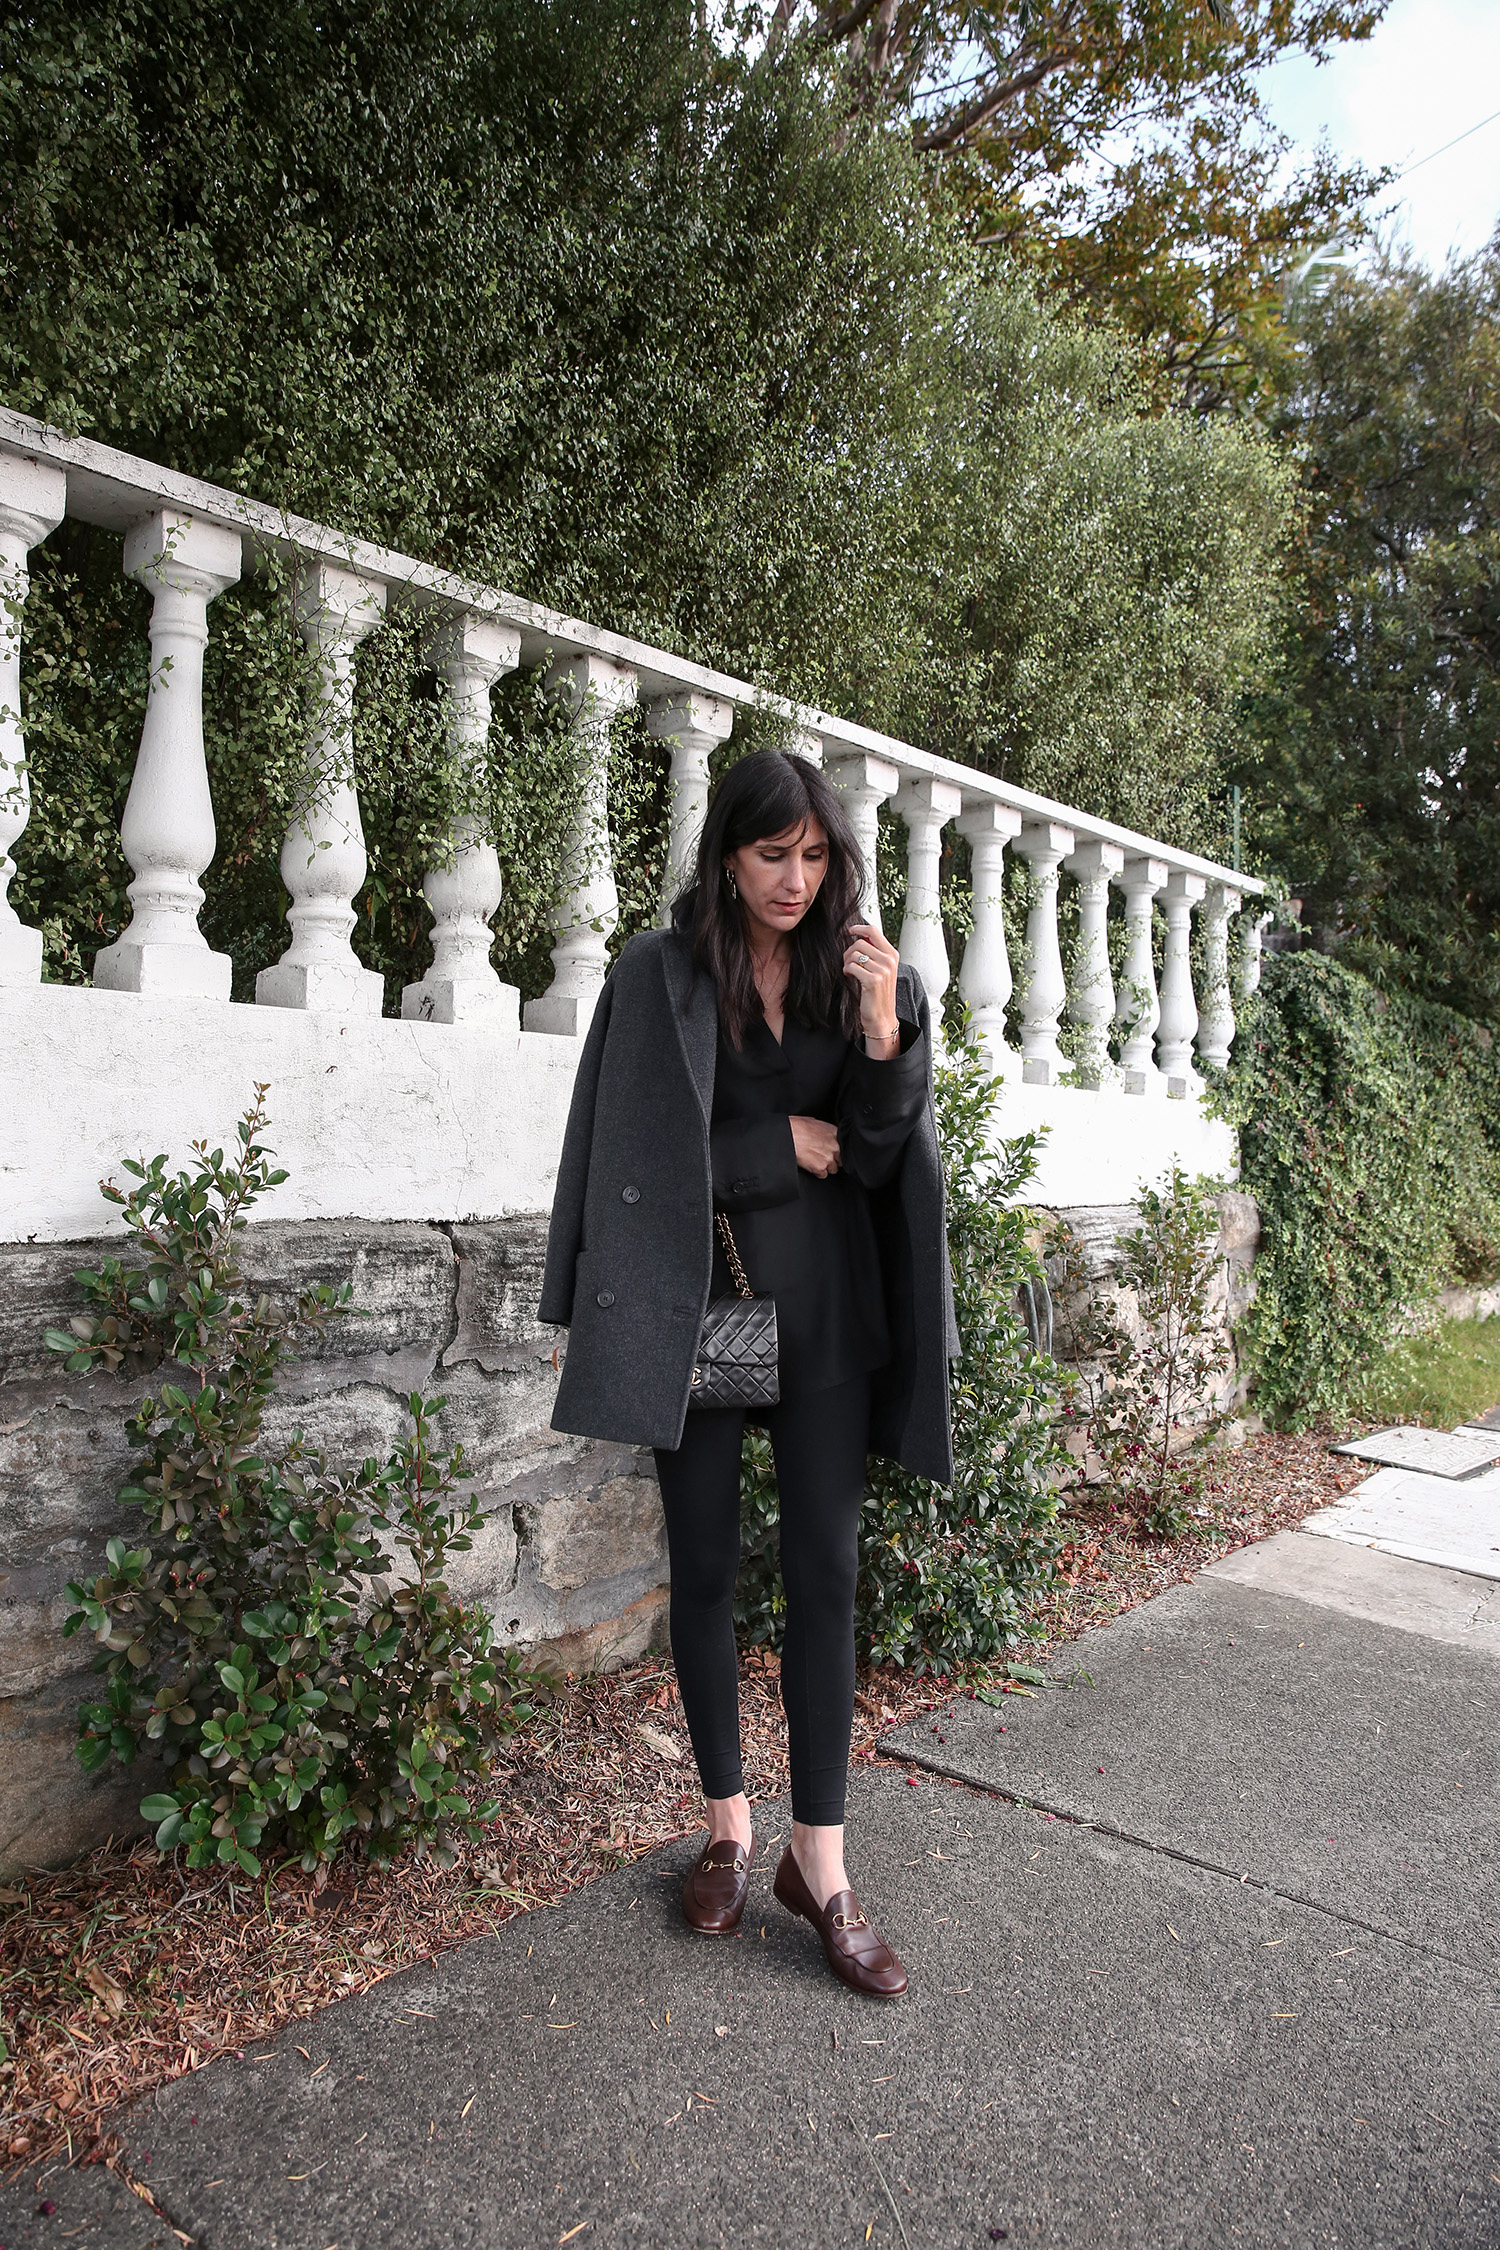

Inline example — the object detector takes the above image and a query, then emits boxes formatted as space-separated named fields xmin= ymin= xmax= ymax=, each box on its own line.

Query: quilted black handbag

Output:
xmin=688 ymin=1211 xmax=780 ymax=1410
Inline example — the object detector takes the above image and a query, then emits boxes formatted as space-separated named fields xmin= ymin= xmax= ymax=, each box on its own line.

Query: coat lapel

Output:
xmin=660 ymin=927 xmax=717 ymax=1134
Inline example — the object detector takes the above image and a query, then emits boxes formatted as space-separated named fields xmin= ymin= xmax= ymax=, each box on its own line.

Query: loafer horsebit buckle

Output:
xmin=831 ymin=1910 xmax=868 ymax=1931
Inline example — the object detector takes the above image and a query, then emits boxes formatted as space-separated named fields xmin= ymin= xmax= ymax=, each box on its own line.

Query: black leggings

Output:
xmin=652 ymin=1373 xmax=870 ymax=1827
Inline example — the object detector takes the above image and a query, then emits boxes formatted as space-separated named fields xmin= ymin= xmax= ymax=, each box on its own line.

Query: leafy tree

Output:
xmin=3 ymin=0 xmax=1292 ymax=998
xmin=1236 ymin=243 xmax=1500 ymax=1020
xmin=778 ymin=0 xmax=1387 ymax=401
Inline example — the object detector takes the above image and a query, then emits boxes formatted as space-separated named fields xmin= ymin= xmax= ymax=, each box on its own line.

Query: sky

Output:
xmin=1259 ymin=0 xmax=1500 ymax=272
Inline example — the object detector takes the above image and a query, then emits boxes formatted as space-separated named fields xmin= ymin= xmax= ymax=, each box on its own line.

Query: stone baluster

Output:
xmin=256 ymin=563 xmax=387 ymax=1016
xmin=1237 ymin=907 xmax=1270 ymax=997
xmin=523 ymin=652 xmax=638 ymax=1036
xmin=827 ymin=753 xmax=899 ymax=929
xmin=1156 ymin=869 xmax=1206 ymax=1094
xmin=94 ymin=511 xmax=242 ymax=998
xmin=1064 ymin=840 xmax=1125 ymax=1088
xmin=647 ymin=690 xmax=734 ymax=924
xmin=1194 ymin=878 xmax=1243 ymax=1072
xmin=1012 ymin=820 xmax=1075 ymax=1084
xmin=0 ymin=456 xmax=66 ymax=986
xmin=1114 ymin=856 xmax=1167 ymax=1095
xmin=401 ymin=615 xmax=522 ymax=1029
xmin=894 ymin=775 xmax=962 ymax=1013
xmin=956 ymin=801 xmax=1023 ymax=1076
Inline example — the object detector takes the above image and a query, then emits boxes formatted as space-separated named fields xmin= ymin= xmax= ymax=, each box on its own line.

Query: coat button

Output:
xmin=621 ymin=1185 xmax=640 ymax=1204
xmin=731 ymin=1176 xmax=754 ymax=1193
xmin=596 ymin=1289 xmax=616 ymax=1307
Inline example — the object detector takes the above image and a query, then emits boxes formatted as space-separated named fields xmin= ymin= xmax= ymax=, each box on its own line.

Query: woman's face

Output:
xmin=726 ymin=815 xmax=829 ymax=945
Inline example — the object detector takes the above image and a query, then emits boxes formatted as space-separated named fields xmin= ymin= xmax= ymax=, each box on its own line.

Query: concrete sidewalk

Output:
xmin=3 ymin=1524 xmax=1497 ymax=2250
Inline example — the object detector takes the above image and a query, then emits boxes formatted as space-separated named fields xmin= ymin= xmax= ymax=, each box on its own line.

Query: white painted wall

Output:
xmin=1 ymin=985 xmax=1237 ymax=1243
xmin=1 ymin=985 xmax=578 ymax=1242
xmin=994 ymin=1074 xmax=1238 ymax=1207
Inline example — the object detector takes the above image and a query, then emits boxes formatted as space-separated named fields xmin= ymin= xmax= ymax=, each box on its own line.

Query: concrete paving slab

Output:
xmin=0 ymin=2160 xmax=164 ymax=2246
xmin=1 ymin=1767 xmax=1496 ymax=2250
xmin=1206 ymin=1529 xmax=1500 ymax=1654
xmin=1330 ymin=1428 xmax=1500 ymax=1477
xmin=883 ymin=1575 xmax=1500 ymax=1970
xmin=1302 ymin=1465 xmax=1500 ymax=1580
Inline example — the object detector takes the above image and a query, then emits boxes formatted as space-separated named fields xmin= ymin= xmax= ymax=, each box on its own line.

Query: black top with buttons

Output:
xmin=706 ymin=996 xmax=928 ymax=1403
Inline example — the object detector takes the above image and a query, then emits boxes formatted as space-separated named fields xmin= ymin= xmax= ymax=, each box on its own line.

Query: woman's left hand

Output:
xmin=842 ymin=922 xmax=900 ymax=1041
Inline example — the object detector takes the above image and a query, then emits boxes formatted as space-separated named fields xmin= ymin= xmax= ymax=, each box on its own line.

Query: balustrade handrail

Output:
xmin=0 ymin=409 xmax=1259 ymax=895
xmin=0 ymin=408 xmax=1266 ymax=1093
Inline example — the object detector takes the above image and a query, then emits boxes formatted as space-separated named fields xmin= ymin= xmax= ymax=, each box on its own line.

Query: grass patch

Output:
xmin=1348 ymin=1317 xmax=1500 ymax=1429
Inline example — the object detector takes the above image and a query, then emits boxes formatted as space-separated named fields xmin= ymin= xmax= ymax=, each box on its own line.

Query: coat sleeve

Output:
xmin=537 ymin=974 xmax=617 ymax=1327
xmin=835 ymin=971 xmax=930 ymax=1190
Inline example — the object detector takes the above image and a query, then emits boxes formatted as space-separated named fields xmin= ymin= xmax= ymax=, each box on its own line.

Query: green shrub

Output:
xmin=51 ymin=1091 xmax=530 ymax=1875
xmin=1221 ymin=954 xmax=1500 ymax=1425
xmin=1051 ymin=1167 xmax=1235 ymax=1538
xmin=734 ymin=1023 xmax=1069 ymax=1674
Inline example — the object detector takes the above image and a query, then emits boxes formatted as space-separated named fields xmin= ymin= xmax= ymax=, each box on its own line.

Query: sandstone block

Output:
xmin=0 ymin=1674 xmax=161 ymax=1876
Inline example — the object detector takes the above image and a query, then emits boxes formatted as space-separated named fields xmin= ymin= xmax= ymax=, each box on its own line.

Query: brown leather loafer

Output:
xmin=681 ymin=1833 xmax=755 ymax=1935
xmin=772 ymin=1846 xmax=908 ymax=1997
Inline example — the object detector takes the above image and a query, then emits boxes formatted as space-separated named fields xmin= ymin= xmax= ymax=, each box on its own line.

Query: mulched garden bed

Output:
xmin=1 ymin=1422 xmax=1367 ymax=2199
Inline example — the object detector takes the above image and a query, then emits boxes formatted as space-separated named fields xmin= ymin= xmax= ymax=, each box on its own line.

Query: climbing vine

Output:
xmin=1219 ymin=953 xmax=1500 ymax=1426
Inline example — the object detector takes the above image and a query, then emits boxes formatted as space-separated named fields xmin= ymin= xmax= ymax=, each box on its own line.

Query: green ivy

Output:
xmin=734 ymin=1022 xmax=1069 ymax=1674
xmin=1220 ymin=953 xmax=1500 ymax=1426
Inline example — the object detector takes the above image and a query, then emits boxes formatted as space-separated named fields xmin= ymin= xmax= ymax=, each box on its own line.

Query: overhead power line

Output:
xmin=1391 ymin=104 xmax=1500 ymax=185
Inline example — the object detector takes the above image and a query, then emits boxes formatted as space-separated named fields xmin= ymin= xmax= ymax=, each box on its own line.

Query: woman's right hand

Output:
xmin=790 ymin=1116 xmax=841 ymax=1177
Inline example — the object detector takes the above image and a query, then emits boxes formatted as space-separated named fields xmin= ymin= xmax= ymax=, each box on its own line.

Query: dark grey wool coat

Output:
xmin=537 ymin=925 xmax=958 ymax=1483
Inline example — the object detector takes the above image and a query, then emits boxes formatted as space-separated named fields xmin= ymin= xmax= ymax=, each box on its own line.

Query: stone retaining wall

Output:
xmin=0 ymin=1218 xmax=668 ymax=1876
xmin=1 ymin=1194 xmax=1261 ymax=1875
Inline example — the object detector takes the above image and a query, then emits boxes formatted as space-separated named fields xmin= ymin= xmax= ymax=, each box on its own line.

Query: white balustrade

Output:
xmin=1156 ymin=869 xmax=1205 ymax=1092
xmin=0 ymin=414 xmax=1268 ymax=1139
xmin=1012 ymin=820 xmax=1075 ymax=1084
xmin=1115 ymin=855 xmax=1167 ymax=1095
xmin=1194 ymin=878 xmax=1243 ymax=1072
xmin=256 ymin=563 xmax=387 ymax=1016
xmin=1064 ymin=840 xmax=1124 ymax=1088
xmin=894 ymin=775 xmax=962 ymax=1012
xmin=93 ymin=512 xmax=242 ymax=999
xmin=524 ymin=652 xmax=638 ymax=1037
xmin=401 ymin=615 xmax=522 ymax=1029
xmin=828 ymin=753 xmax=900 ymax=929
xmin=647 ymin=690 xmax=734 ymax=923
xmin=0 ymin=457 xmax=66 ymax=986
xmin=956 ymin=801 xmax=1022 ymax=1075
xmin=1238 ymin=908 xmax=1270 ymax=997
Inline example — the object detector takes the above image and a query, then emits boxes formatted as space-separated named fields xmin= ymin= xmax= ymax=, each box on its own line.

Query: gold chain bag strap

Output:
xmin=687 ymin=1211 xmax=780 ymax=1410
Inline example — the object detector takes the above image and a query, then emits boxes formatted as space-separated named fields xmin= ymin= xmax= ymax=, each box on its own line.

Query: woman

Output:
xmin=538 ymin=749 xmax=956 ymax=1998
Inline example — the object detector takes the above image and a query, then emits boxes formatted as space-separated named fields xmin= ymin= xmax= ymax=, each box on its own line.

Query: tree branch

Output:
xmin=913 ymin=45 xmax=1082 ymax=153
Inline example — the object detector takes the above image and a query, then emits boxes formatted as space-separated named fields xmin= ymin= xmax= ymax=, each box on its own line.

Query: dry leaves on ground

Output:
xmin=1033 ymin=1421 xmax=1370 ymax=1652
xmin=2 ymin=1422 xmax=1362 ymax=2180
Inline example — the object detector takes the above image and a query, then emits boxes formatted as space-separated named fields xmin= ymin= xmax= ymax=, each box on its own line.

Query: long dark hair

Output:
xmin=674 ymin=749 xmax=865 ymax=1048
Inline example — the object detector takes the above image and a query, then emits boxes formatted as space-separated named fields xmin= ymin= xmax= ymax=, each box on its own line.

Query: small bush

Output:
xmin=735 ymin=1022 xmax=1070 ymax=1673
xmin=51 ymin=1090 xmax=530 ymax=1875
xmin=1052 ymin=1167 xmax=1235 ymax=1539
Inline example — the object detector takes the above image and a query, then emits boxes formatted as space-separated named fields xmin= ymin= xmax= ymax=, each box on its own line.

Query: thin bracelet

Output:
xmin=865 ymin=1024 xmax=900 ymax=1052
